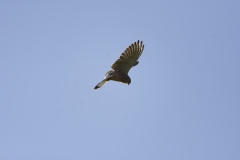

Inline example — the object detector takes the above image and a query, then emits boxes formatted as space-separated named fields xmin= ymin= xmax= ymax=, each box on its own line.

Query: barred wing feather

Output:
xmin=111 ymin=40 xmax=144 ymax=74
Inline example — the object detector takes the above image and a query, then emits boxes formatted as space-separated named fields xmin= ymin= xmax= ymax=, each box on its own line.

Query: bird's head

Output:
xmin=122 ymin=76 xmax=131 ymax=85
xmin=128 ymin=79 xmax=131 ymax=85
xmin=126 ymin=76 xmax=131 ymax=85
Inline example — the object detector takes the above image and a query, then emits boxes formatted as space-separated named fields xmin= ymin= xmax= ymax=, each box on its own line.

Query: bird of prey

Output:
xmin=94 ymin=40 xmax=144 ymax=90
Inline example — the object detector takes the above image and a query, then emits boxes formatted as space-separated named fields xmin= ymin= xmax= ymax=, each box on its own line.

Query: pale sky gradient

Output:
xmin=0 ymin=1 xmax=240 ymax=159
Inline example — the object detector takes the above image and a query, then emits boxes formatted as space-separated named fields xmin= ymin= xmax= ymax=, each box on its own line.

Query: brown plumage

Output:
xmin=94 ymin=40 xmax=144 ymax=90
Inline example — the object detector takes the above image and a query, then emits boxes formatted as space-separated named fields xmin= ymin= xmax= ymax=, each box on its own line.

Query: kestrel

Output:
xmin=94 ymin=40 xmax=144 ymax=90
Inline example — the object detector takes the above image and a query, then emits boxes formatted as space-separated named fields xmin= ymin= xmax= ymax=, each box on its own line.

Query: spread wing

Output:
xmin=111 ymin=40 xmax=144 ymax=74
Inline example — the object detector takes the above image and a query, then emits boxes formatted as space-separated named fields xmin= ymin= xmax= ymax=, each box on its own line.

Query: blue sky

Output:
xmin=0 ymin=1 xmax=240 ymax=159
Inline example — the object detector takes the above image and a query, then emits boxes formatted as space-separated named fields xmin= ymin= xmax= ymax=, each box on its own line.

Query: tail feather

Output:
xmin=94 ymin=79 xmax=107 ymax=90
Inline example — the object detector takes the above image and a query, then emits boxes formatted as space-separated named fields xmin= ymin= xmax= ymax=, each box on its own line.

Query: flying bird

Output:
xmin=94 ymin=40 xmax=144 ymax=90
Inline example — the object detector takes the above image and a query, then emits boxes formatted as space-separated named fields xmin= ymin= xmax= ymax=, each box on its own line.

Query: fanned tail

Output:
xmin=94 ymin=79 xmax=107 ymax=90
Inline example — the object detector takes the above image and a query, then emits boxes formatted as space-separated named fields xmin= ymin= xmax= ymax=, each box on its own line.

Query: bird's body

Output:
xmin=94 ymin=70 xmax=131 ymax=90
xmin=94 ymin=40 xmax=144 ymax=90
xmin=105 ymin=70 xmax=131 ymax=84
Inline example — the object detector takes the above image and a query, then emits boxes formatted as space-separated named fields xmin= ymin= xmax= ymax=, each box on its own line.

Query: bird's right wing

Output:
xmin=111 ymin=40 xmax=144 ymax=74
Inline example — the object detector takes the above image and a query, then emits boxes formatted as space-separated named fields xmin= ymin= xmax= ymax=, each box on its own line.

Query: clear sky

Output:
xmin=0 ymin=1 xmax=240 ymax=159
